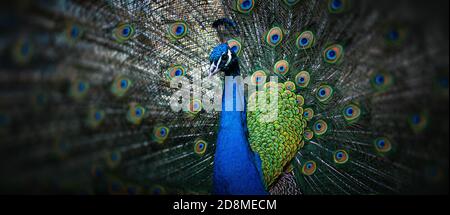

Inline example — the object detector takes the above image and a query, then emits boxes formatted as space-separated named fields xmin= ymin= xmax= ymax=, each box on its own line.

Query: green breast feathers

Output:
xmin=247 ymin=82 xmax=307 ymax=188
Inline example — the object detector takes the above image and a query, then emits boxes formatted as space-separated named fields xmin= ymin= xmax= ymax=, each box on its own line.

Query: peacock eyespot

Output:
xmin=175 ymin=26 xmax=184 ymax=35
xmin=106 ymin=151 xmax=121 ymax=168
xmin=285 ymin=81 xmax=296 ymax=92
xmin=113 ymin=23 xmax=135 ymax=42
xmin=194 ymin=139 xmax=208 ymax=155
xmin=302 ymin=161 xmax=317 ymax=176
xmin=274 ymin=60 xmax=290 ymax=75
xmin=127 ymin=103 xmax=145 ymax=125
xmin=385 ymin=27 xmax=406 ymax=45
xmin=323 ymin=44 xmax=344 ymax=64
xmin=296 ymin=95 xmax=305 ymax=106
xmin=409 ymin=112 xmax=428 ymax=133
xmin=78 ymin=82 xmax=86 ymax=92
xmin=135 ymin=109 xmax=142 ymax=117
xmin=301 ymin=38 xmax=308 ymax=45
xmin=251 ymin=70 xmax=267 ymax=86
xmin=375 ymin=75 xmax=385 ymax=85
xmin=66 ymin=23 xmax=83 ymax=42
xmin=374 ymin=137 xmax=392 ymax=153
xmin=87 ymin=108 xmax=105 ymax=129
xmin=70 ymin=80 xmax=89 ymax=100
xmin=304 ymin=129 xmax=314 ymax=140
xmin=236 ymin=0 xmax=255 ymax=14
xmin=370 ymin=71 xmax=393 ymax=92
xmin=295 ymin=71 xmax=311 ymax=88
xmin=13 ymin=38 xmax=33 ymax=64
xmin=334 ymin=150 xmax=349 ymax=164
xmin=95 ymin=112 xmax=102 ymax=121
xmin=304 ymin=108 xmax=314 ymax=121
xmin=313 ymin=119 xmax=328 ymax=136
xmin=119 ymin=79 xmax=127 ymax=89
xmin=111 ymin=75 xmax=132 ymax=98
xmin=71 ymin=26 xmax=79 ymax=38
xmin=296 ymin=31 xmax=315 ymax=50
xmin=168 ymin=21 xmax=188 ymax=40
xmin=343 ymin=103 xmax=361 ymax=123
xmin=316 ymin=85 xmax=334 ymax=103
xmin=111 ymin=153 xmax=119 ymax=161
xmin=186 ymin=99 xmax=202 ymax=116
xmin=387 ymin=30 xmax=399 ymax=41
xmin=153 ymin=126 xmax=170 ymax=144
xmin=328 ymin=0 xmax=349 ymax=14
xmin=327 ymin=50 xmax=337 ymax=60
xmin=265 ymin=27 xmax=284 ymax=47
xmin=331 ymin=0 xmax=342 ymax=10
xmin=166 ymin=65 xmax=187 ymax=81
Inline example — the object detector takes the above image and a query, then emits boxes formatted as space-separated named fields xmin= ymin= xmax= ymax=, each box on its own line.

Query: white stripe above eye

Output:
xmin=225 ymin=50 xmax=232 ymax=67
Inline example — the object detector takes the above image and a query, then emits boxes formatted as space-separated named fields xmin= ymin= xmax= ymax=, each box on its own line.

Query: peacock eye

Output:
xmin=296 ymin=31 xmax=315 ymax=50
xmin=313 ymin=119 xmax=328 ymax=136
xmin=302 ymin=161 xmax=317 ymax=176
xmin=236 ymin=0 xmax=255 ymax=14
xmin=295 ymin=71 xmax=311 ymax=88
xmin=153 ymin=125 xmax=170 ymax=144
xmin=111 ymin=75 xmax=132 ymax=97
xmin=113 ymin=23 xmax=135 ymax=42
xmin=166 ymin=65 xmax=186 ymax=81
xmin=375 ymin=75 xmax=385 ymax=85
xmin=374 ymin=137 xmax=392 ymax=153
xmin=251 ymin=70 xmax=267 ymax=86
xmin=87 ymin=108 xmax=105 ymax=129
xmin=187 ymin=99 xmax=202 ymax=116
xmin=274 ymin=60 xmax=290 ymax=75
xmin=409 ymin=112 xmax=428 ymax=133
xmin=296 ymin=95 xmax=305 ymax=106
xmin=168 ymin=21 xmax=189 ymax=40
xmin=66 ymin=23 xmax=83 ymax=42
xmin=70 ymin=80 xmax=89 ymax=100
xmin=328 ymin=0 xmax=349 ymax=14
xmin=370 ymin=71 xmax=393 ymax=92
xmin=343 ymin=103 xmax=361 ymax=123
xmin=334 ymin=150 xmax=349 ymax=164
xmin=120 ymin=79 xmax=128 ymax=89
xmin=106 ymin=151 xmax=121 ymax=169
xmin=194 ymin=139 xmax=208 ymax=155
xmin=316 ymin=84 xmax=334 ymax=103
xmin=303 ymin=108 xmax=314 ymax=121
xmin=304 ymin=129 xmax=314 ymax=140
xmin=265 ymin=27 xmax=284 ymax=47
xmin=95 ymin=111 xmax=102 ymax=121
xmin=323 ymin=44 xmax=344 ymax=64
xmin=127 ymin=103 xmax=145 ymax=125
xmin=285 ymin=81 xmax=296 ymax=92
xmin=331 ymin=0 xmax=342 ymax=10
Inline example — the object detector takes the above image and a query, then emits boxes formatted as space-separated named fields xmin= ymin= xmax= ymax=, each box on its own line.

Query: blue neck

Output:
xmin=212 ymin=68 xmax=267 ymax=195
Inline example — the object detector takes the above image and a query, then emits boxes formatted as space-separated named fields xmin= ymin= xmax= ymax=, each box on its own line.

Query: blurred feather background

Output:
xmin=0 ymin=0 xmax=448 ymax=195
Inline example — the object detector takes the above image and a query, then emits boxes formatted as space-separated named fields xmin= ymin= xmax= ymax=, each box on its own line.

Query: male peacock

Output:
xmin=0 ymin=0 xmax=448 ymax=195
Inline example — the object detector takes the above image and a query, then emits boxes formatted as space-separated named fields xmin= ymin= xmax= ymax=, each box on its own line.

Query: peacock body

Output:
xmin=0 ymin=0 xmax=448 ymax=195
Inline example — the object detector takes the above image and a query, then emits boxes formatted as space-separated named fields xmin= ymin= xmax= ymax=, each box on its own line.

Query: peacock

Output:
xmin=0 ymin=0 xmax=448 ymax=195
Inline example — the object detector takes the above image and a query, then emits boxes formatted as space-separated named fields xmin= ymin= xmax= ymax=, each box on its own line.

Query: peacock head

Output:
xmin=208 ymin=43 xmax=239 ymax=77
